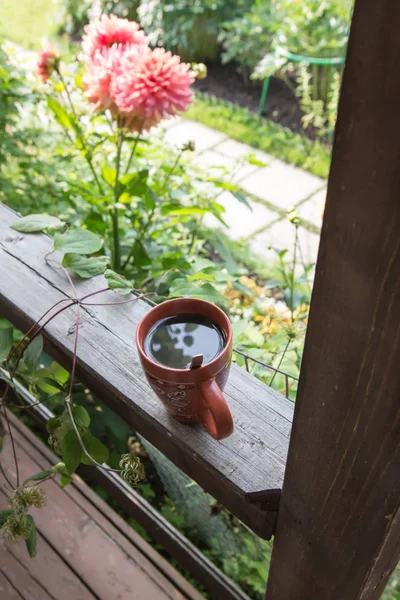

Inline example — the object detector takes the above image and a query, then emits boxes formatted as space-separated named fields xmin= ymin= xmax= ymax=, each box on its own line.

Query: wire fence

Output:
xmin=142 ymin=292 xmax=299 ymax=401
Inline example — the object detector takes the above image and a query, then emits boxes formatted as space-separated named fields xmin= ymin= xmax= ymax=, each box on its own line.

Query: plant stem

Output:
xmin=122 ymin=149 xmax=184 ymax=271
xmin=269 ymin=337 xmax=291 ymax=387
xmin=112 ymin=128 xmax=124 ymax=271
xmin=290 ymin=225 xmax=299 ymax=322
xmin=1 ymin=401 xmax=19 ymax=487
xmin=163 ymin=149 xmax=183 ymax=191
xmin=55 ymin=68 xmax=104 ymax=196
xmin=125 ymin=125 xmax=143 ymax=175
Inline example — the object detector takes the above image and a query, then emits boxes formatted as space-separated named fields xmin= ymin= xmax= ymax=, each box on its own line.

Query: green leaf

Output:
xmin=187 ymin=272 xmax=216 ymax=282
xmin=0 ymin=509 xmax=13 ymax=527
xmin=211 ymin=180 xmax=239 ymax=192
xmin=0 ymin=327 xmax=12 ymax=362
xmin=169 ymin=279 xmax=227 ymax=307
xmin=23 ymin=335 xmax=43 ymax=372
xmin=72 ymin=405 xmax=90 ymax=428
xmin=143 ymin=187 xmax=157 ymax=212
xmin=11 ymin=214 xmax=64 ymax=233
xmin=50 ymin=362 xmax=69 ymax=384
xmin=232 ymin=191 xmax=252 ymax=211
xmin=25 ymin=515 xmax=37 ymax=558
xmin=60 ymin=474 xmax=73 ymax=488
xmin=161 ymin=206 xmax=210 ymax=218
xmin=61 ymin=429 xmax=82 ymax=475
xmin=104 ymin=269 xmax=133 ymax=293
xmin=62 ymin=253 xmax=110 ymax=279
xmin=209 ymin=236 xmax=239 ymax=275
xmin=47 ymin=97 xmax=78 ymax=133
xmin=23 ymin=470 xmax=53 ymax=485
xmin=190 ymin=257 xmax=214 ymax=272
xmin=247 ymin=153 xmax=268 ymax=167
xmin=101 ymin=165 xmax=117 ymax=187
xmin=35 ymin=377 xmax=64 ymax=394
xmin=133 ymin=241 xmax=151 ymax=267
xmin=80 ymin=432 xmax=109 ymax=466
xmin=46 ymin=417 xmax=60 ymax=433
xmin=54 ymin=229 xmax=103 ymax=255
xmin=245 ymin=325 xmax=265 ymax=346
xmin=0 ymin=318 xmax=11 ymax=329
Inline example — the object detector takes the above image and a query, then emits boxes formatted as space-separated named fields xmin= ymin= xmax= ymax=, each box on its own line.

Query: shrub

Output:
xmin=55 ymin=0 xmax=140 ymax=37
xmin=252 ymin=0 xmax=353 ymax=138
xmin=138 ymin=0 xmax=245 ymax=62
xmin=219 ymin=0 xmax=273 ymax=79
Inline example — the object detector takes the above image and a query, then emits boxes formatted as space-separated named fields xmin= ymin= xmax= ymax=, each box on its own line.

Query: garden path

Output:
xmin=164 ymin=118 xmax=327 ymax=264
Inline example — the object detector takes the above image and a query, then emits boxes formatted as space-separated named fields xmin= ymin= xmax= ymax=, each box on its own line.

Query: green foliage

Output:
xmin=11 ymin=214 xmax=64 ymax=233
xmin=186 ymin=93 xmax=330 ymax=178
xmin=23 ymin=470 xmax=53 ymax=484
xmin=0 ymin=325 xmax=13 ymax=361
xmin=219 ymin=1 xmax=273 ymax=77
xmin=55 ymin=0 xmax=140 ymax=37
xmin=138 ymin=0 xmax=245 ymax=62
xmin=24 ymin=515 xmax=37 ymax=558
xmin=272 ymin=0 xmax=352 ymax=60
xmin=80 ymin=431 xmax=109 ymax=465
xmin=62 ymin=254 xmax=110 ymax=278
xmin=104 ymin=269 xmax=134 ymax=292
xmin=62 ymin=429 xmax=82 ymax=474
xmin=54 ymin=229 xmax=103 ymax=254
xmin=252 ymin=0 xmax=353 ymax=138
xmin=23 ymin=335 xmax=43 ymax=372
xmin=54 ymin=0 xmax=93 ymax=36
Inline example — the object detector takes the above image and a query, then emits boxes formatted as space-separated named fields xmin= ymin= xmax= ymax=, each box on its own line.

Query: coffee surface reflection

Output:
xmin=144 ymin=314 xmax=225 ymax=370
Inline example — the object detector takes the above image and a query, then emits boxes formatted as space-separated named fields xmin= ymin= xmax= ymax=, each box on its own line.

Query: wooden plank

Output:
xmin=265 ymin=0 xmax=400 ymax=598
xmin=0 ymin=539 xmax=59 ymax=600
xmin=0 ymin=201 xmax=293 ymax=538
xmin=0 ymin=417 xmax=202 ymax=600
xmin=6 ymin=410 xmax=205 ymax=600
xmin=0 ymin=571 xmax=23 ymax=600
xmin=0 ymin=501 xmax=96 ymax=600
xmin=4 ymin=386 xmax=249 ymax=600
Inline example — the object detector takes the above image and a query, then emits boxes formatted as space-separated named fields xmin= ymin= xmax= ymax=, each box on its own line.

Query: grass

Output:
xmin=186 ymin=92 xmax=331 ymax=179
xmin=0 ymin=0 xmax=58 ymax=49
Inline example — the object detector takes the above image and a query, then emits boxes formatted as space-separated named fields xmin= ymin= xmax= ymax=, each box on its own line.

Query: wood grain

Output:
xmin=266 ymin=0 xmax=400 ymax=597
xmin=1 ymin=412 xmax=203 ymax=600
xmin=0 ymin=201 xmax=293 ymax=538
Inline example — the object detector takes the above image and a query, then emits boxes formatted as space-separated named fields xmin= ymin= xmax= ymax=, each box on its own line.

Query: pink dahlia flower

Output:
xmin=36 ymin=43 xmax=59 ymax=83
xmin=112 ymin=47 xmax=194 ymax=131
xmin=83 ymin=46 xmax=125 ymax=111
xmin=82 ymin=14 xmax=147 ymax=61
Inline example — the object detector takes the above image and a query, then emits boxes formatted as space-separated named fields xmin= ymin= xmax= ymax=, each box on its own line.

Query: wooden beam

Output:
xmin=0 ymin=202 xmax=293 ymax=539
xmin=266 ymin=0 xmax=400 ymax=598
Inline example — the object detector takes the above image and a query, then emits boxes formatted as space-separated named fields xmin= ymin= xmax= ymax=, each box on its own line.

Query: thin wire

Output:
xmin=233 ymin=349 xmax=298 ymax=382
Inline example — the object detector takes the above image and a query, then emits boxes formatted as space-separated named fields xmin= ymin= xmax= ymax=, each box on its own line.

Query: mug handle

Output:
xmin=198 ymin=378 xmax=234 ymax=440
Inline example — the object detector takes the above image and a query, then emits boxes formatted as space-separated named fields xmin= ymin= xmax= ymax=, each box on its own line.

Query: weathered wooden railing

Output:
xmin=0 ymin=202 xmax=292 ymax=541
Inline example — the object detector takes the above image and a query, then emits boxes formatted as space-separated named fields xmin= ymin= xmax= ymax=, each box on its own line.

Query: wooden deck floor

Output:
xmin=0 ymin=413 xmax=204 ymax=600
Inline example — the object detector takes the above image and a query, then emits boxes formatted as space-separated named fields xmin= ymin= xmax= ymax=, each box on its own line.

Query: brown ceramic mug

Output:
xmin=136 ymin=298 xmax=234 ymax=440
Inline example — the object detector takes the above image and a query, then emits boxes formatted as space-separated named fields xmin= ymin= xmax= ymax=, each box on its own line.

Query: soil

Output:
xmin=194 ymin=59 xmax=309 ymax=137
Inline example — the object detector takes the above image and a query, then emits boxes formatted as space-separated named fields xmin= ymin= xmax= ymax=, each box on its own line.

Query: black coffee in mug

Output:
xmin=144 ymin=314 xmax=225 ymax=370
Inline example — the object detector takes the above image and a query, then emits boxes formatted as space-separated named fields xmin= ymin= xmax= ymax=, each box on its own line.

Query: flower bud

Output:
xmin=119 ymin=453 xmax=145 ymax=487
xmin=192 ymin=63 xmax=207 ymax=80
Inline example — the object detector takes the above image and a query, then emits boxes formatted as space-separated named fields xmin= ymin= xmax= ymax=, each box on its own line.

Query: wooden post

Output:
xmin=266 ymin=1 xmax=400 ymax=598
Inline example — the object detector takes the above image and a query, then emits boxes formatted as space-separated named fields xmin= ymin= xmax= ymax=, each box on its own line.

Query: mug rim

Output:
xmin=136 ymin=298 xmax=232 ymax=375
